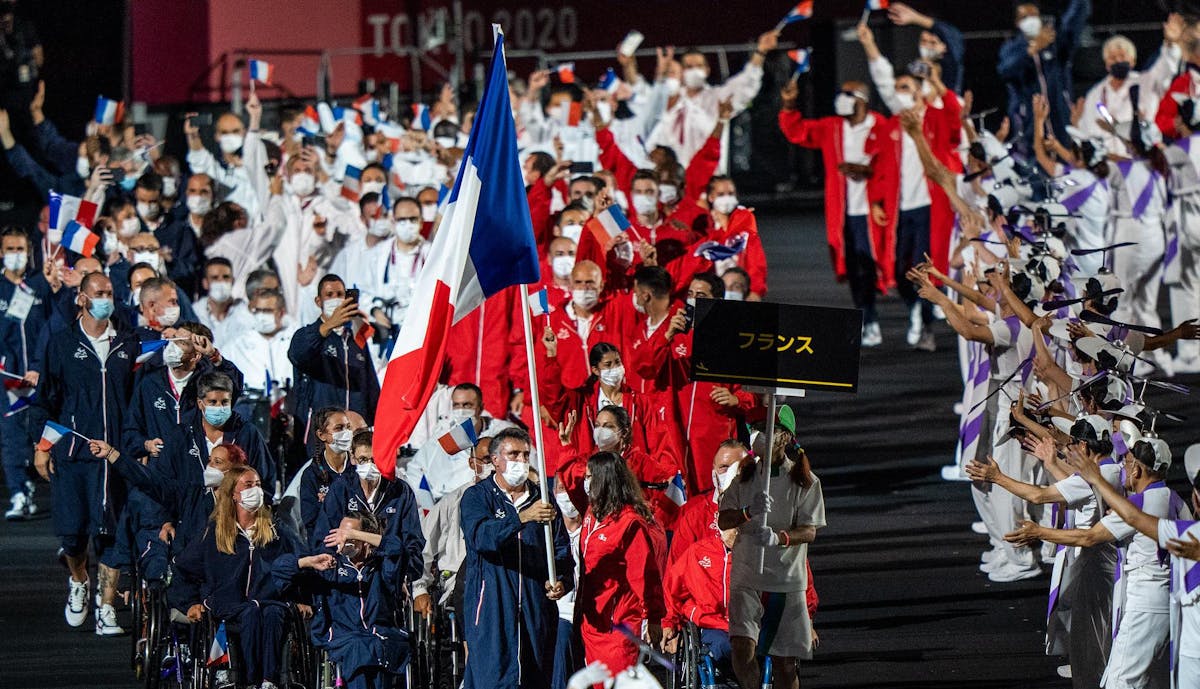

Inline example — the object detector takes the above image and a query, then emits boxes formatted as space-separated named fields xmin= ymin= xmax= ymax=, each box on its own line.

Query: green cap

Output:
xmin=777 ymin=405 xmax=796 ymax=436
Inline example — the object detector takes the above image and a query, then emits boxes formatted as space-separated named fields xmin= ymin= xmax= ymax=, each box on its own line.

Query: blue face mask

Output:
xmin=119 ymin=177 xmax=137 ymax=192
xmin=203 ymin=405 xmax=232 ymax=427
xmin=87 ymin=297 xmax=114 ymax=321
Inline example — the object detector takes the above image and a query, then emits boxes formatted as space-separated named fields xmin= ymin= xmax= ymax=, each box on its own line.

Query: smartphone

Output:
xmin=569 ymin=161 xmax=594 ymax=175
xmin=188 ymin=113 xmax=213 ymax=126
xmin=133 ymin=123 xmax=149 ymax=136
xmin=345 ymin=288 xmax=360 ymax=304
xmin=619 ymin=30 xmax=644 ymax=58
xmin=302 ymin=134 xmax=325 ymax=149
xmin=107 ymin=166 xmax=125 ymax=184
xmin=1095 ymin=102 xmax=1114 ymax=126
xmin=684 ymin=302 xmax=695 ymax=331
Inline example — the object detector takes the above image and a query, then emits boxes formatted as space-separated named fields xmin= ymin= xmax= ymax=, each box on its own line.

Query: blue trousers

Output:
xmin=552 ymin=617 xmax=583 ymax=689
xmin=2 ymin=408 xmax=33 ymax=497
xmin=843 ymin=215 xmax=878 ymax=324
xmin=230 ymin=602 xmax=288 ymax=686
xmin=894 ymin=206 xmax=935 ymax=324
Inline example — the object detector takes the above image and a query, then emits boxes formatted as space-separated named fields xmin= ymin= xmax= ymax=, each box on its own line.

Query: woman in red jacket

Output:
xmin=578 ymin=451 xmax=667 ymax=675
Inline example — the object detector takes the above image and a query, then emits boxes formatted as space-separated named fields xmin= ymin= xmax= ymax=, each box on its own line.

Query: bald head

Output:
xmin=570 ymin=260 xmax=603 ymax=291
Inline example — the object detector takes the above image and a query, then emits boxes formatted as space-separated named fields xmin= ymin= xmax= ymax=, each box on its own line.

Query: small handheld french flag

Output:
xmin=136 ymin=339 xmax=169 ymax=365
xmin=353 ymin=94 xmax=381 ymax=126
xmin=37 ymin=420 xmax=73 ymax=452
xmin=94 ymin=96 xmax=123 ymax=125
xmin=599 ymin=68 xmax=620 ymax=94
xmin=299 ymin=105 xmax=322 ymax=136
xmin=62 ymin=220 xmax=99 ymax=258
xmin=48 ymin=191 xmax=100 ymax=232
xmin=780 ymin=0 xmax=814 ymax=25
xmin=788 ymin=48 xmax=812 ymax=75
xmin=437 ymin=418 xmax=479 ymax=455
xmin=352 ymin=317 xmax=374 ymax=350
xmin=527 ymin=288 xmax=551 ymax=317
xmin=666 ymin=471 xmax=687 ymax=506
xmin=865 ymin=0 xmax=888 ymax=9
xmin=416 ymin=475 xmax=435 ymax=512
xmin=249 ymin=59 xmax=274 ymax=85
xmin=207 ymin=621 xmax=229 ymax=666
xmin=342 ymin=165 xmax=363 ymax=202
xmin=411 ymin=103 xmax=432 ymax=131
xmin=556 ymin=62 xmax=576 ymax=84
xmin=594 ymin=204 xmax=631 ymax=239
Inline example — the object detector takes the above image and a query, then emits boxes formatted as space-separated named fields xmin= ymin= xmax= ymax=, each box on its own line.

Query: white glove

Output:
xmin=750 ymin=491 xmax=774 ymax=518
xmin=568 ymin=661 xmax=613 ymax=689
xmin=754 ymin=525 xmax=781 ymax=547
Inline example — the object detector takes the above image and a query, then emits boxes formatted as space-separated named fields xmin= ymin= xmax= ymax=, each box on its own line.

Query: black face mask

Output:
xmin=1108 ymin=61 xmax=1131 ymax=80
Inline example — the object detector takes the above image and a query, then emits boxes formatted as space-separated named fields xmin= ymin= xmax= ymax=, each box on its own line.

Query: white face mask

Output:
xmin=683 ymin=67 xmax=707 ymax=90
xmin=421 ymin=204 xmax=438 ymax=222
xmin=475 ymin=461 xmax=494 ymax=481
xmin=1018 ymin=15 xmax=1043 ymax=39
xmin=119 ymin=216 xmax=141 ymax=238
xmin=593 ymin=426 xmax=620 ymax=450
xmin=219 ymin=133 xmax=245 ymax=154
xmin=186 ymin=194 xmax=212 ymax=216
xmin=894 ymin=92 xmax=917 ymax=111
xmin=355 ymin=461 xmax=381 ymax=483
xmin=208 ymin=280 xmax=233 ymax=303
xmin=450 ymin=407 xmax=476 ymax=423
xmin=76 ymin=156 xmax=91 ymax=179
xmin=203 ymin=466 xmax=224 ymax=489
xmin=103 ymin=231 xmax=119 ymax=256
xmin=368 ymin=218 xmax=394 ymax=237
xmin=158 ymin=305 xmax=180 ymax=327
xmin=435 ymin=136 xmax=457 ymax=149
xmin=583 ymin=477 xmax=592 ymax=496
xmin=47 ymin=228 xmax=62 ymax=245
xmin=918 ymin=45 xmax=942 ymax=61
xmin=162 ymin=341 xmax=185 ymax=368
xmin=3 ymin=252 xmax=27 ymax=273
xmin=395 ymin=219 xmax=422 ymax=243
xmin=552 ymin=255 xmax=575 ymax=279
xmin=834 ymin=93 xmax=858 ymax=117
xmin=330 ymin=429 xmax=353 ymax=453
xmin=501 ymin=460 xmax=529 ymax=487
xmin=711 ymin=194 xmax=738 ymax=215
xmin=161 ymin=176 xmax=178 ymax=198
xmin=725 ymin=290 xmax=745 ymax=302
xmin=133 ymin=251 xmax=160 ymax=271
xmin=921 ymin=80 xmax=934 ymax=98
xmin=560 ymin=223 xmax=583 ymax=243
xmin=663 ymin=77 xmax=682 ymax=97
xmin=361 ymin=181 xmax=385 ymax=196
xmin=598 ymin=365 xmax=624 ymax=388
xmin=290 ymin=172 xmax=316 ymax=197
xmin=253 ymin=311 xmax=278 ymax=334
xmin=572 ymin=288 xmax=598 ymax=310
xmin=714 ymin=461 xmax=740 ymax=493
xmin=632 ymin=193 xmax=657 ymax=215
xmin=239 ymin=485 xmax=264 ymax=511
xmin=322 ymin=297 xmax=343 ymax=318
xmin=632 ymin=291 xmax=646 ymax=314
xmin=555 ymin=492 xmax=579 ymax=519
xmin=137 ymin=201 xmax=160 ymax=221
xmin=658 ymin=184 xmax=678 ymax=204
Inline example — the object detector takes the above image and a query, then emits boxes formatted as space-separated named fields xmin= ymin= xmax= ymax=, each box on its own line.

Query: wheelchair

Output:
xmin=190 ymin=603 xmax=318 ymax=689
xmin=409 ymin=576 xmax=465 ymax=689
xmin=670 ymin=622 xmax=743 ymax=689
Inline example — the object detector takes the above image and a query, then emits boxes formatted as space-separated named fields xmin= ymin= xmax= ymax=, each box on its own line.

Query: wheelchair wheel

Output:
xmin=132 ymin=579 xmax=149 ymax=677
xmin=443 ymin=610 xmax=463 ymax=689
xmin=671 ymin=623 xmax=703 ymax=689
xmin=142 ymin=586 xmax=170 ymax=689
xmin=280 ymin=609 xmax=316 ymax=689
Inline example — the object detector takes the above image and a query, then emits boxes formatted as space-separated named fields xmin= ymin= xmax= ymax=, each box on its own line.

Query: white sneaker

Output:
xmin=980 ymin=549 xmax=1000 ymax=564
xmin=1056 ymin=664 xmax=1073 ymax=679
xmin=970 ymin=521 xmax=989 ymax=535
xmin=260 ymin=681 xmax=280 ymax=689
xmin=95 ymin=603 xmax=124 ymax=636
xmin=953 ymin=402 xmax=964 ymax=415
xmin=915 ymin=328 xmax=937 ymax=352
xmin=5 ymin=493 xmax=27 ymax=521
xmin=906 ymin=305 xmax=922 ymax=346
xmin=65 ymin=577 xmax=89 ymax=627
xmin=980 ymin=553 xmax=1008 ymax=573
xmin=987 ymin=562 xmax=1041 ymax=583
xmin=861 ymin=321 xmax=882 ymax=348
xmin=24 ymin=481 xmax=36 ymax=515
xmin=933 ymin=304 xmax=946 ymax=321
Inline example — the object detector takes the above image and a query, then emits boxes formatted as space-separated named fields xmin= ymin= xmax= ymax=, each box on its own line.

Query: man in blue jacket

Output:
xmin=460 ymin=427 xmax=574 ymax=689
xmin=288 ymin=274 xmax=380 ymax=445
xmin=33 ymin=270 xmax=138 ymax=636
xmin=998 ymin=0 xmax=1092 ymax=155
xmin=0 ymin=226 xmax=53 ymax=520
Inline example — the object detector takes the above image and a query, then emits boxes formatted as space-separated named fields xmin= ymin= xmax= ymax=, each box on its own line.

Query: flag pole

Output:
xmin=759 ymin=392 xmax=777 ymax=573
xmin=519 ymin=282 xmax=558 ymax=581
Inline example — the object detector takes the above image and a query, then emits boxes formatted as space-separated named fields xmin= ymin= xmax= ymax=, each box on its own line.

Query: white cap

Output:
xmin=1185 ymin=444 xmax=1200 ymax=486
xmin=1133 ymin=437 xmax=1172 ymax=473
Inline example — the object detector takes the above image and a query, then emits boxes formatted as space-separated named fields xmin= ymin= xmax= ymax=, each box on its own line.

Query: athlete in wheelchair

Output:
xmin=276 ymin=511 xmax=413 ymax=689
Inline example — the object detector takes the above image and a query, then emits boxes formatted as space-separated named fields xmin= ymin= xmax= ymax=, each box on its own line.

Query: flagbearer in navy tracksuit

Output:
xmin=34 ymin=271 xmax=138 ymax=636
xmin=0 ymin=226 xmax=53 ymax=520
xmin=288 ymin=274 xmax=380 ymax=446
xmin=461 ymin=428 xmax=575 ymax=689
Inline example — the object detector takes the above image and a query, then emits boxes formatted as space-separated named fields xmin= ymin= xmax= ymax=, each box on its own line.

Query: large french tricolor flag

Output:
xmin=373 ymin=26 xmax=540 ymax=479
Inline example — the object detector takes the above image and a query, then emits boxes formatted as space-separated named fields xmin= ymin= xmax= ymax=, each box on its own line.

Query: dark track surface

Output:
xmin=3 ymin=209 xmax=1196 ymax=688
